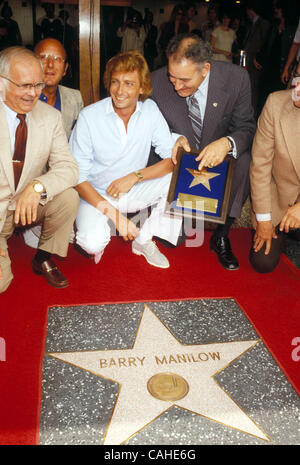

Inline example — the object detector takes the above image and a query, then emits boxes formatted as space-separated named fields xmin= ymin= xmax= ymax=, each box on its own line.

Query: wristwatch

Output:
xmin=134 ymin=171 xmax=143 ymax=182
xmin=30 ymin=180 xmax=47 ymax=199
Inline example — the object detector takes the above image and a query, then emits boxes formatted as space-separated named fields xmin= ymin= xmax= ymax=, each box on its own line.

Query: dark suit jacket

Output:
xmin=150 ymin=60 xmax=256 ymax=217
xmin=151 ymin=60 xmax=255 ymax=156
xmin=243 ymin=17 xmax=270 ymax=65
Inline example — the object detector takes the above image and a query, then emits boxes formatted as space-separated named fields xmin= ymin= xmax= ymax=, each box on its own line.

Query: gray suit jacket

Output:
xmin=0 ymin=100 xmax=79 ymax=232
xmin=151 ymin=61 xmax=256 ymax=217
xmin=151 ymin=60 xmax=255 ymax=154
xmin=58 ymin=85 xmax=84 ymax=139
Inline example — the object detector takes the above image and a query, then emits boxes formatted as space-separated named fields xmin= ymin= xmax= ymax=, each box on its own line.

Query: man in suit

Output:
xmin=249 ymin=81 xmax=300 ymax=273
xmin=0 ymin=46 xmax=79 ymax=293
xmin=23 ymin=38 xmax=83 ymax=249
xmin=151 ymin=33 xmax=256 ymax=270
xmin=34 ymin=38 xmax=83 ymax=139
xmin=243 ymin=0 xmax=270 ymax=116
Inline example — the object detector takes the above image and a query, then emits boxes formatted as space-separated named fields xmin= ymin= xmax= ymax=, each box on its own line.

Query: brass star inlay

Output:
xmin=186 ymin=168 xmax=220 ymax=191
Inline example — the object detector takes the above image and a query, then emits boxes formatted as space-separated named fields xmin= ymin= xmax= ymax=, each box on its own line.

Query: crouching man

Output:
xmin=70 ymin=50 xmax=182 ymax=268
xmin=0 ymin=46 xmax=79 ymax=293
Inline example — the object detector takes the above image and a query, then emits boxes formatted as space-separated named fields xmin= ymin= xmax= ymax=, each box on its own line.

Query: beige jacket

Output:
xmin=0 ymin=99 xmax=79 ymax=232
xmin=250 ymin=90 xmax=300 ymax=227
xmin=58 ymin=85 xmax=83 ymax=139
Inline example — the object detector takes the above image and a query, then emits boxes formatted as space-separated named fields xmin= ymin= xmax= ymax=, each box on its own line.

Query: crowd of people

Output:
xmin=105 ymin=1 xmax=300 ymax=117
xmin=0 ymin=1 xmax=300 ymax=294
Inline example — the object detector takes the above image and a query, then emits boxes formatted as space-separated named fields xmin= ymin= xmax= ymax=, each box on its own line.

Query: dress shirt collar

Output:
xmin=1 ymin=100 xmax=29 ymax=122
xmin=105 ymin=97 xmax=142 ymax=117
xmin=187 ymin=70 xmax=210 ymax=104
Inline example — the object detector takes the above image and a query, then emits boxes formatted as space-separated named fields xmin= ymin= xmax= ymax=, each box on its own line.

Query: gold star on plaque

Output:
xmin=186 ymin=168 xmax=220 ymax=191
xmin=48 ymin=305 xmax=270 ymax=445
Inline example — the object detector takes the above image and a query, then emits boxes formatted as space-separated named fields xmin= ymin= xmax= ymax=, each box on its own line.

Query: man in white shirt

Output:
xmin=70 ymin=50 xmax=182 ymax=268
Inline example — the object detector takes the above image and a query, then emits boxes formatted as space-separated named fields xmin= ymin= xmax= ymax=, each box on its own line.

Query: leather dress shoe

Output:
xmin=210 ymin=234 xmax=239 ymax=270
xmin=32 ymin=258 xmax=69 ymax=289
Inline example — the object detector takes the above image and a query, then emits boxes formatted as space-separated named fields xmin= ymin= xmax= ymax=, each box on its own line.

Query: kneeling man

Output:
xmin=70 ymin=50 xmax=182 ymax=268
xmin=249 ymin=80 xmax=300 ymax=272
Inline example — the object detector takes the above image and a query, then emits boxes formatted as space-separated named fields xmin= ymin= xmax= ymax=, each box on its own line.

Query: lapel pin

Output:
xmin=213 ymin=102 xmax=218 ymax=107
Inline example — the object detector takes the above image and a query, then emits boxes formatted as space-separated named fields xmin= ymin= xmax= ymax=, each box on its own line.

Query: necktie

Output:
xmin=13 ymin=114 xmax=27 ymax=189
xmin=188 ymin=95 xmax=202 ymax=150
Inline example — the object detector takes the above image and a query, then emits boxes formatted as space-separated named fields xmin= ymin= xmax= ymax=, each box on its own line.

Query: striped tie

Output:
xmin=188 ymin=95 xmax=202 ymax=149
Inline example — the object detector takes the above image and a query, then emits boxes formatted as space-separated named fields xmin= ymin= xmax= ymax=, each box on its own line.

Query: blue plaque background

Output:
xmin=173 ymin=152 xmax=229 ymax=218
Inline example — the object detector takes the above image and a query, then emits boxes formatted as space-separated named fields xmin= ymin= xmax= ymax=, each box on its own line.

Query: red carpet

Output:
xmin=0 ymin=228 xmax=300 ymax=445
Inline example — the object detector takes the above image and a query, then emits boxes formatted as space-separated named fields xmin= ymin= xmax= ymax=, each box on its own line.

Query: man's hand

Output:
xmin=172 ymin=136 xmax=191 ymax=165
xmin=196 ymin=137 xmax=229 ymax=171
xmin=253 ymin=58 xmax=262 ymax=71
xmin=14 ymin=183 xmax=41 ymax=226
xmin=253 ymin=220 xmax=277 ymax=255
xmin=115 ymin=212 xmax=140 ymax=241
xmin=281 ymin=67 xmax=290 ymax=84
xmin=106 ymin=173 xmax=138 ymax=199
xmin=280 ymin=202 xmax=300 ymax=233
xmin=0 ymin=247 xmax=6 ymax=281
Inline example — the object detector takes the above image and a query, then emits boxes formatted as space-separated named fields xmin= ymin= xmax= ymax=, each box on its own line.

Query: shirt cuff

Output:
xmin=256 ymin=213 xmax=271 ymax=222
xmin=227 ymin=136 xmax=237 ymax=159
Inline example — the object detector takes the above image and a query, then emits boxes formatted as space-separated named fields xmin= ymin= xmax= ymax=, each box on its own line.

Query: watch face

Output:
xmin=34 ymin=183 xmax=44 ymax=193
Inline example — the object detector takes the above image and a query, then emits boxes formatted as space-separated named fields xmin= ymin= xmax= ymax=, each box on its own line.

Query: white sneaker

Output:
xmin=132 ymin=240 xmax=170 ymax=269
xmin=94 ymin=250 xmax=104 ymax=264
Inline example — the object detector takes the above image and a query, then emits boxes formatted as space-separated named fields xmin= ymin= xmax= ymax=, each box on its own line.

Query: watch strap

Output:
xmin=134 ymin=171 xmax=143 ymax=182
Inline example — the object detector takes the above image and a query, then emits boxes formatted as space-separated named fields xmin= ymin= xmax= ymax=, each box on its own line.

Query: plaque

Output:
xmin=165 ymin=148 xmax=235 ymax=224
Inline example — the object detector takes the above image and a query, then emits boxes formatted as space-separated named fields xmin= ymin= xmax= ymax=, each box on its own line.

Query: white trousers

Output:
xmin=75 ymin=173 xmax=182 ymax=256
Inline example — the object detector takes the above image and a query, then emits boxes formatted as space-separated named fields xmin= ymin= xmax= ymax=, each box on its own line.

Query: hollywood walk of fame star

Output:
xmin=186 ymin=168 xmax=220 ymax=191
xmin=48 ymin=305 xmax=271 ymax=445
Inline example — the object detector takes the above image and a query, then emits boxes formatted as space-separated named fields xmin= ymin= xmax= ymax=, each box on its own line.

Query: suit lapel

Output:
xmin=16 ymin=103 xmax=44 ymax=192
xmin=59 ymin=85 xmax=65 ymax=115
xmin=280 ymin=99 xmax=300 ymax=181
xmin=0 ymin=104 xmax=15 ymax=191
xmin=200 ymin=63 xmax=228 ymax=149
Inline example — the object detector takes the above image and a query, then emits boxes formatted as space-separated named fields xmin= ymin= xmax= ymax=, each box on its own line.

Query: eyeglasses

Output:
xmin=0 ymin=75 xmax=45 ymax=91
xmin=39 ymin=53 xmax=65 ymax=64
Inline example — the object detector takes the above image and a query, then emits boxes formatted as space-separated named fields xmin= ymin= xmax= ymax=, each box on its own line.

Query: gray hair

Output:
xmin=0 ymin=46 xmax=43 ymax=79
xmin=166 ymin=33 xmax=213 ymax=68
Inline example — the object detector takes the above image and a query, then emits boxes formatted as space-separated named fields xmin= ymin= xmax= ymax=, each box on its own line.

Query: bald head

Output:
xmin=34 ymin=38 xmax=67 ymax=60
xmin=34 ymin=38 xmax=68 ymax=89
